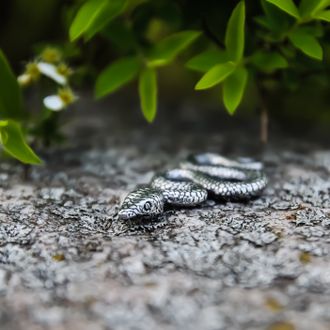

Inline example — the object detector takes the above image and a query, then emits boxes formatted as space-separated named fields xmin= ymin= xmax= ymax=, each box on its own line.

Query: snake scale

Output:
xmin=118 ymin=153 xmax=268 ymax=228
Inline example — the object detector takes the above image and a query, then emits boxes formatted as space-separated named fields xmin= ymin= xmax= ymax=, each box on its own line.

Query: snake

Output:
xmin=118 ymin=153 xmax=268 ymax=228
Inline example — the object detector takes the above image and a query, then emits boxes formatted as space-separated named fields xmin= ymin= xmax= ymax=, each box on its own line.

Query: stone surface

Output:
xmin=0 ymin=100 xmax=329 ymax=330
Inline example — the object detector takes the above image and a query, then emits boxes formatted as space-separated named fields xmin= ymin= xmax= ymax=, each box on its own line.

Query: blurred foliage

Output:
xmin=0 ymin=51 xmax=41 ymax=164
xmin=67 ymin=0 xmax=330 ymax=121
xmin=0 ymin=0 xmax=330 ymax=163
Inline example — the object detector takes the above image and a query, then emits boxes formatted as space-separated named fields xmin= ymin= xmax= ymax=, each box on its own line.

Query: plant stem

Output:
xmin=22 ymin=164 xmax=31 ymax=181
xmin=260 ymin=105 xmax=268 ymax=144
xmin=257 ymin=80 xmax=269 ymax=144
xmin=201 ymin=19 xmax=224 ymax=49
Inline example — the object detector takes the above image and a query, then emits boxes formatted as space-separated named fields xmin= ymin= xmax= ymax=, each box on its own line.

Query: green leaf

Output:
xmin=195 ymin=62 xmax=236 ymax=90
xmin=251 ymin=51 xmax=288 ymax=72
xmin=225 ymin=1 xmax=245 ymax=62
xmin=0 ymin=50 xmax=23 ymax=120
xmin=147 ymin=30 xmax=201 ymax=67
xmin=138 ymin=68 xmax=157 ymax=123
xmin=265 ymin=0 xmax=300 ymax=18
xmin=254 ymin=16 xmax=270 ymax=29
xmin=186 ymin=49 xmax=228 ymax=72
xmin=299 ymin=25 xmax=323 ymax=38
xmin=314 ymin=9 xmax=330 ymax=21
xmin=300 ymin=0 xmax=330 ymax=17
xmin=69 ymin=0 xmax=108 ymax=41
xmin=84 ymin=0 xmax=127 ymax=40
xmin=261 ymin=0 xmax=292 ymax=34
xmin=289 ymin=29 xmax=323 ymax=60
xmin=95 ymin=56 xmax=140 ymax=98
xmin=100 ymin=21 xmax=137 ymax=52
xmin=300 ymin=0 xmax=321 ymax=17
xmin=0 ymin=120 xmax=42 ymax=165
xmin=223 ymin=67 xmax=248 ymax=115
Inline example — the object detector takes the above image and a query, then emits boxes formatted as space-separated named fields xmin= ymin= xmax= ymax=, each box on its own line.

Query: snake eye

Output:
xmin=144 ymin=201 xmax=152 ymax=211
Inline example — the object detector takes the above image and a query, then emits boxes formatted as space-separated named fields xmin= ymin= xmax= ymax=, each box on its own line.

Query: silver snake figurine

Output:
xmin=118 ymin=153 xmax=268 ymax=227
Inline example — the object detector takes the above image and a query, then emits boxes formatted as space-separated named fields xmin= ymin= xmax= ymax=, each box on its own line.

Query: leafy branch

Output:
xmin=68 ymin=0 xmax=330 ymax=132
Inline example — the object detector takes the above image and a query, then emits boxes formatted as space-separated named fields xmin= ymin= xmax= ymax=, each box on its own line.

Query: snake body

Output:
xmin=118 ymin=153 xmax=268 ymax=224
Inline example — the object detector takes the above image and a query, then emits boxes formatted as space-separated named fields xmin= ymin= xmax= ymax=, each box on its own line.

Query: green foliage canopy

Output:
xmin=1 ymin=0 xmax=330 ymax=164
xmin=69 ymin=0 xmax=330 ymax=120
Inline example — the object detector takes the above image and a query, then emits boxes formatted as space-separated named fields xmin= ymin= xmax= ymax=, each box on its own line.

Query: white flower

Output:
xmin=17 ymin=62 xmax=40 ymax=86
xmin=40 ymin=47 xmax=62 ymax=63
xmin=43 ymin=88 xmax=77 ymax=111
xmin=37 ymin=62 xmax=67 ymax=85
xmin=17 ymin=73 xmax=32 ymax=86
xmin=18 ymin=61 xmax=69 ymax=87
xmin=43 ymin=95 xmax=65 ymax=111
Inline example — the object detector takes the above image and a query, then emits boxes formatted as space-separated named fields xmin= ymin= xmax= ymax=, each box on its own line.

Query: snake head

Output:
xmin=118 ymin=187 xmax=164 ymax=220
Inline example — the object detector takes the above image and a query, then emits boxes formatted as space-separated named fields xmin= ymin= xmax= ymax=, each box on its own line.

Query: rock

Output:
xmin=0 ymin=101 xmax=329 ymax=330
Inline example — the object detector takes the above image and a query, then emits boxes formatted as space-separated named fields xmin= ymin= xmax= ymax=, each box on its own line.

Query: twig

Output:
xmin=22 ymin=164 xmax=31 ymax=181
xmin=201 ymin=19 xmax=224 ymax=49
xmin=260 ymin=105 xmax=269 ymax=145
xmin=257 ymin=80 xmax=269 ymax=145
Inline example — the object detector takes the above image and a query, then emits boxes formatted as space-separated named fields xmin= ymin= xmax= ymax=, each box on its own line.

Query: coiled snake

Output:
xmin=118 ymin=153 xmax=267 ymax=228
